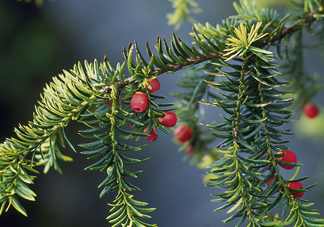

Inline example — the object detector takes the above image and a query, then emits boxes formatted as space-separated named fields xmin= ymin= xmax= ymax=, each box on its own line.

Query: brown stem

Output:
xmin=107 ymin=7 xmax=324 ymax=92
xmin=267 ymin=7 xmax=324 ymax=43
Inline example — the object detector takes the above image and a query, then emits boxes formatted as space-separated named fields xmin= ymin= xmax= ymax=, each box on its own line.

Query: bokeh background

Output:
xmin=1 ymin=0 xmax=324 ymax=226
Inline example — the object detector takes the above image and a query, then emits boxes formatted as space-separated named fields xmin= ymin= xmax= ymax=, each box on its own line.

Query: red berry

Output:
xmin=277 ymin=150 xmax=297 ymax=170
xmin=146 ymin=78 xmax=160 ymax=93
xmin=287 ymin=182 xmax=304 ymax=198
xmin=131 ymin=92 xmax=148 ymax=112
xmin=185 ymin=145 xmax=193 ymax=154
xmin=144 ymin=128 xmax=158 ymax=142
xmin=303 ymin=103 xmax=319 ymax=119
xmin=263 ymin=152 xmax=273 ymax=168
xmin=267 ymin=176 xmax=275 ymax=187
xmin=158 ymin=111 xmax=178 ymax=127
xmin=104 ymin=97 xmax=118 ymax=108
xmin=174 ymin=125 xmax=192 ymax=143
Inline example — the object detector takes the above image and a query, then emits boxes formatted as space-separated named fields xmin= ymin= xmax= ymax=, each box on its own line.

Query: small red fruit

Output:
xmin=267 ymin=176 xmax=275 ymax=187
xmin=277 ymin=150 xmax=297 ymax=170
xmin=104 ymin=97 xmax=118 ymax=108
xmin=146 ymin=78 xmax=160 ymax=93
xmin=174 ymin=125 xmax=192 ymax=143
xmin=158 ymin=111 xmax=178 ymax=127
xmin=263 ymin=152 xmax=273 ymax=168
xmin=287 ymin=181 xmax=304 ymax=198
xmin=303 ymin=103 xmax=319 ymax=119
xmin=185 ymin=145 xmax=193 ymax=154
xmin=131 ymin=92 xmax=148 ymax=112
xmin=144 ymin=128 xmax=158 ymax=142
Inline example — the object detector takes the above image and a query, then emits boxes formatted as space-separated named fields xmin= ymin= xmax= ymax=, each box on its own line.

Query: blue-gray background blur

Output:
xmin=1 ymin=0 xmax=324 ymax=226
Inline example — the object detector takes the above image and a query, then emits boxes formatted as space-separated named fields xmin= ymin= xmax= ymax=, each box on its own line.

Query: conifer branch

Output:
xmin=4 ymin=0 xmax=324 ymax=226
xmin=269 ymin=6 xmax=324 ymax=43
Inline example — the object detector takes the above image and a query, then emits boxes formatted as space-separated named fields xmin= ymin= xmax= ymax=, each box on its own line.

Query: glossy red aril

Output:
xmin=131 ymin=92 xmax=148 ymax=112
xmin=303 ymin=103 xmax=319 ymax=119
xmin=267 ymin=176 xmax=275 ymax=187
xmin=263 ymin=151 xmax=273 ymax=168
xmin=104 ymin=97 xmax=118 ymax=108
xmin=277 ymin=150 xmax=297 ymax=170
xmin=146 ymin=78 xmax=160 ymax=93
xmin=158 ymin=111 xmax=177 ymax=127
xmin=144 ymin=128 xmax=158 ymax=142
xmin=174 ymin=125 xmax=192 ymax=143
xmin=263 ymin=152 xmax=273 ymax=168
xmin=287 ymin=181 xmax=304 ymax=198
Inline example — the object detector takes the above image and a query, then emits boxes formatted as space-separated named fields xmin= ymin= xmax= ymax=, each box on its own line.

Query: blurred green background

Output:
xmin=1 ymin=0 xmax=324 ymax=226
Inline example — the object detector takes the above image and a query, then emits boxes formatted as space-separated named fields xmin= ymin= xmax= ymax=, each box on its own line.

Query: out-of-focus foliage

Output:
xmin=295 ymin=106 xmax=324 ymax=140
xmin=246 ymin=0 xmax=293 ymax=10
xmin=166 ymin=0 xmax=202 ymax=30
xmin=17 ymin=0 xmax=45 ymax=7
xmin=0 ymin=0 xmax=68 ymax=139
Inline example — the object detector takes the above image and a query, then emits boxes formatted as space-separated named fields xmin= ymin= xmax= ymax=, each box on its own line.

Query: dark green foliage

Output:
xmin=197 ymin=1 xmax=324 ymax=226
xmin=203 ymin=42 xmax=297 ymax=225
xmin=167 ymin=0 xmax=202 ymax=30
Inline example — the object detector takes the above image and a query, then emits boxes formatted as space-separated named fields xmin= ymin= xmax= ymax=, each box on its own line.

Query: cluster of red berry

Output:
xmin=128 ymin=78 xmax=184 ymax=142
xmin=265 ymin=150 xmax=304 ymax=198
xmin=129 ymin=78 xmax=177 ymax=141
xmin=105 ymin=77 xmax=194 ymax=145
xmin=144 ymin=110 xmax=179 ymax=142
xmin=269 ymin=103 xmax=320 ymax=197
